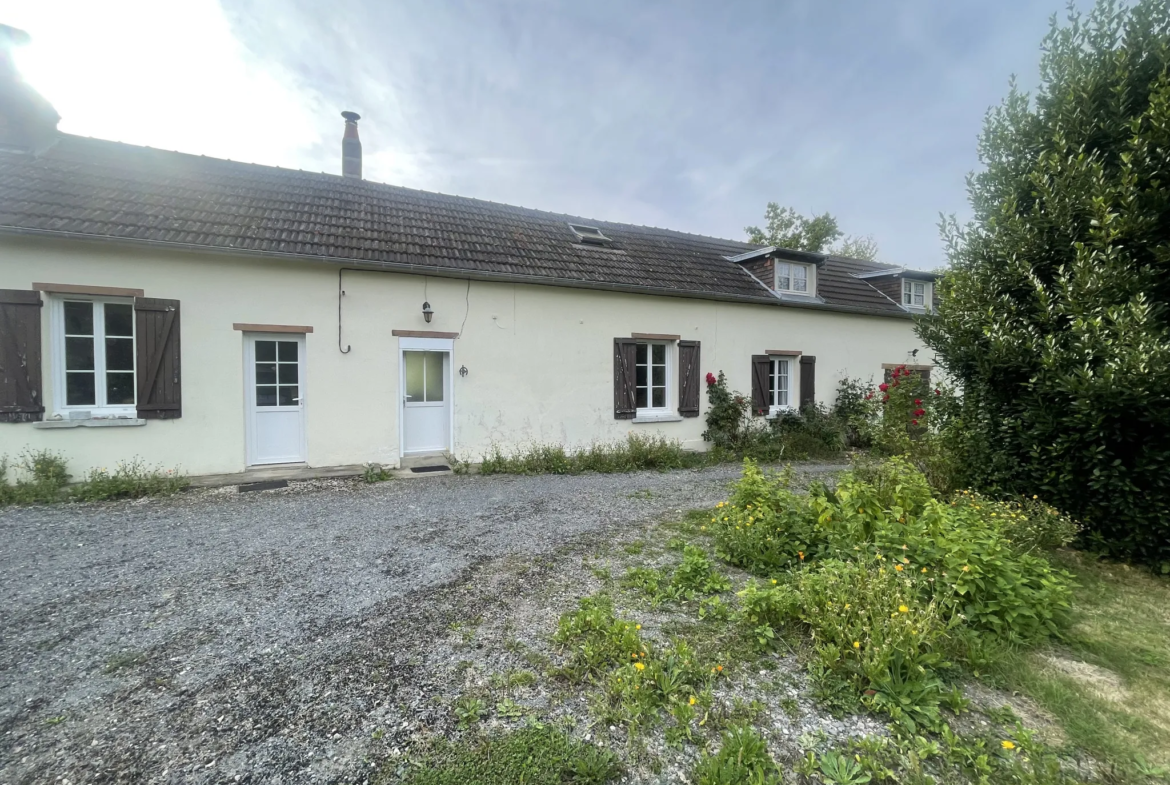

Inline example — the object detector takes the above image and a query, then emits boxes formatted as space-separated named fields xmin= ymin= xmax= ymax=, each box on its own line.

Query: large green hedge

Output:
xmin=919 ymin=0 xmax=1170 ymax=568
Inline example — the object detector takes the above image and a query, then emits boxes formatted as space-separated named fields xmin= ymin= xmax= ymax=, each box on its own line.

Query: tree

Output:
xmin=745 ymin=203 xmax=879 ymax=260
xmin=918 ymin=0 xmax=1170 ymax=567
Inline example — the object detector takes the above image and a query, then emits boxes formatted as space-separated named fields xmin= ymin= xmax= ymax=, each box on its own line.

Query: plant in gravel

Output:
xmin=815 ymin=750 xmax=872 ymax=784
xmin=452 ymin=695 xmax=488 ymax=729
xmin=479 ymin=434 xmax=708 ymax=475
xmin=621 ymin=546 xmax=731 ymax=606
xmin=692 ymin=725 xmax=781 ymax=785
xmin=361 ymin=462 xmax=391 ymax=483
xmin=554 ymin=595 xmax=646 ymax=681
xmin=72 ymin=459 xmax=187 ymax=501
xmin=494 ymin=698 xmax=527 ymax=719
xmin=0 ymin=450 xmax=70 ymax=505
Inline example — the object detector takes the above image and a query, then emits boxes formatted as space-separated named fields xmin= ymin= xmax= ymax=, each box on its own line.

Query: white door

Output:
xmin=245 ymin=334 xmax=307 ymax=465
xmin=401 ymin=345 xmax=451 ymax=454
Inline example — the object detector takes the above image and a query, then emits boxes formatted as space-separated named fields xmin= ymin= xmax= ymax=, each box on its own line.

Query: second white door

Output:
xmin=401 ymin=348 xmax=450 ymax=454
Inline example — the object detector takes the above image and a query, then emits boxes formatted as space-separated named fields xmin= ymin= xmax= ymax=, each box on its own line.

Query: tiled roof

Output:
xmin=0 ymin=134 xmax=905 ymax=315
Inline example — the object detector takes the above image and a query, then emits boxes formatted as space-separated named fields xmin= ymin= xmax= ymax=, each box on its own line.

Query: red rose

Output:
xmin=914 ymin=408 xmax=925 ymax=416
xmin=914 ymin=399 xmax=922 ymax=405
xmin=882 ymin=395 xmax=889 ymax=403
xmin=706 ymin=372 xmax=717 ymax=386
xmin=912 ymin=419 xmax=919 ymax=426
xmin=864 ymin=393 xmax=873 ymax=400
xmin=935 ymin=389 xmax=941 ymax=395
xmin=878 ymin=383 xmax=889 ymax=392
xmin=892 ymin=380 xmax=900 ymax=387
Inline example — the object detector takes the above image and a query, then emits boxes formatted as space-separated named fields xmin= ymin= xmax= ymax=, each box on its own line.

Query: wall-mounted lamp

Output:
xmin=422 ymin=301 xmax=434 ymax=323
xmin=459 ymin=365 xmax=468 ymax=377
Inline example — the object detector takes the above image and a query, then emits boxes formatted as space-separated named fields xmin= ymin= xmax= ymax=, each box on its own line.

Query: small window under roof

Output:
xmin=568 ymin=223 xmax=612 ymax=246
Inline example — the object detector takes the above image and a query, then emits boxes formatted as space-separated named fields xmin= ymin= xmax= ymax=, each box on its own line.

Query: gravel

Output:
xmin=0 ymin=463 xmax=846 ymax=785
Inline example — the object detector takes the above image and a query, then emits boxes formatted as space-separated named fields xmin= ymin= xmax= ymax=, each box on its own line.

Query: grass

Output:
xmin=393 ymin=724 xmax=621 ymax=785
xmin=988 ymin=551 xmax=1170 ymax=775
xmin=479 ymin=433 xmax=710 ymax=475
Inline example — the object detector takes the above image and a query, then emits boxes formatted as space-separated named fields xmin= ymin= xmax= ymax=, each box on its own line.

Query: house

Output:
xmin=0 ymin=52 xmax=937 ymax=479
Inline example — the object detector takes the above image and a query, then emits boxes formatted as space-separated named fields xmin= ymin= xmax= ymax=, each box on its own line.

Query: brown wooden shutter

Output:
xmin=0 ymin=289 xmax=44 ymax=423
xmin=678 ymin=340 xmax=700 ymax=417
xmin=751 ymin=355 xmax=770 ymax=416
xmin=613 ymin=337 xmax=637 ymax=419
xmin=799 ymin=355 xmax=816 ymax=408
xmin=135 ymin=298 xmax=181 ymax=419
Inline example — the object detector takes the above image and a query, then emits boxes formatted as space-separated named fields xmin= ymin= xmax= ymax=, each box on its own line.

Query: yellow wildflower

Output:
xmin=898 ymin=605 xmax=909 ymax=613
xmin=689 ymin=696 xmax=697 ymax=705
xmin=895 ymin=564 xmax=904 ymax=572
xmin=1002 ymin=740 xmax=1016 ymax=750
xmin=634 ymin=661 xmax=645 ymax=671
xmin=635 ymin=624 xmax=642 ymax=630
xmin=853 ymin=641 xmax=860 ymax=648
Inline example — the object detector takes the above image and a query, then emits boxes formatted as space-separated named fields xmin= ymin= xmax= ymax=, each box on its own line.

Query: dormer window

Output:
xmin=568 ymin=223 xmax=612 ymax=246
xmin=775 ymin=262 xmax=813 ymax=294
xmin=902 ymin=279 xmax=932 ymax=309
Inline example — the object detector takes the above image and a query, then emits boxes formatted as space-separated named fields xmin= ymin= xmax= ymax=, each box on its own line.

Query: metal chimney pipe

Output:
xmin=341 ymin=111 xmax=362 ymax=179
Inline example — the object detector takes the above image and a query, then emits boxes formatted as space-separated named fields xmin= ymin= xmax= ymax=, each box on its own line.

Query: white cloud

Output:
xmin=2 ymin=0 xmax=333 ymax=171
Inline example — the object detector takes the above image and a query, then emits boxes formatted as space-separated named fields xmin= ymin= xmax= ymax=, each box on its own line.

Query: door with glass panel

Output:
xmin=401 ymin=348 xmax=450 ymax=454
xmin=244 ymin=334 xmax=306 ymax=465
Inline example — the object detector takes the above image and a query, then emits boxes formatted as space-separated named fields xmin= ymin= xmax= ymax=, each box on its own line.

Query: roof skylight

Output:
xmin=568 ymin=223 xmax=612 ymax=246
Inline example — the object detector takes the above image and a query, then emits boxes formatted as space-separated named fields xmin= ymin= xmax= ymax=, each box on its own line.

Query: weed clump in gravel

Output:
xmin=1 ymin=450 xmax=187 ymax=505
xmin=479 ymin=434 xmax=709 ymax=475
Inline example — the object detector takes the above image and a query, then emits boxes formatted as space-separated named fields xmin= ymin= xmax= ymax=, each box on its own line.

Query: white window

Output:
xmin=775 ymin=262 xmax=812 ymax=294
xmin=903 ymin=280 xmax=931 ymax=308
xmin=635 ymin=342 xmax=671 ymax=413
xmin=50 ymin=297 xmax=137 ymax=417
xmin=769 ymin=357 xmax=795 ymax=413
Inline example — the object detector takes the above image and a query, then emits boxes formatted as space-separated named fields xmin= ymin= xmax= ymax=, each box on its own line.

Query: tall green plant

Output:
xmin=918 ymin=0 xmax=1170 ymax=567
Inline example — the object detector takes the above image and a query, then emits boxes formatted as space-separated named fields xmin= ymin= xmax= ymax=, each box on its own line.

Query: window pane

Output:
xmin=64 ymin=301 xmax=93 ymax=335
xmin=67 ymin=372 xmax=96 ymax=406
xmin=652 ymin=387 xmax=665 ymax=408
xmin=278 ymin=341 xmax=298 ymax=362
xmin=256 ymin=363 xmax=277 ymax=385
xmin=636 ymin=387 xmax=648 ymax=409
xmin=104 ymin=303 xmax=133 ymax=337
xmin=424 ymin=352 xmax=444 ymax=402
xmin=106 ymin=372 xmax=135 ymax=405
xmin=651 ymin=343 xmax=665 ymax=364
xmin=636 ymin=343 xmax=647 ymax=364
xmin=66 ymin=336 xmax=94 ymax=371
xmin=277 ymin=362 xmax=298 ymax=384
xmin=636 ymin=363 xmax=647 ymax=387
xmin=105 ymin=337 xmax=134 ymax=371
xmin=793 ymin=266 xmax=808 ymax=292
xmin=651 ymin=363 xmax=665 ymax=386
xmin=278 ymin=386 xmax=298 ymax=406
xmin=256 ymin=385 xmax=277 ymax=406
xmin=256 ymin=340 xmax=276 ymax=362
xmin=404 ymin=351 xmax=424 ymax=401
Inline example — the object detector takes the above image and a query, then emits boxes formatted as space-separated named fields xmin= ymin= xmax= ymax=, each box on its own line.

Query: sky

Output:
xmin=1 ymin=0 xmax=1081 ymax=269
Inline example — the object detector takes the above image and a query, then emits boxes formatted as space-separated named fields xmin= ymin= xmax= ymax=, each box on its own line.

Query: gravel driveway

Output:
xmin=0 ymin=464 xmax=842 ymax=785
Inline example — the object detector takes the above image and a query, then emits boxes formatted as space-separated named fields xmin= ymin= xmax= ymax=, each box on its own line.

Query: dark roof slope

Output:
xmin=0 ymin=134 xmax=904 ymax=314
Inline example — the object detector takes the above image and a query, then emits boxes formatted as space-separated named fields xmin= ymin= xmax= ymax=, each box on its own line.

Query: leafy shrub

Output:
xmin=72 ymin=459 xmax=188 ymax=501
xmin=480 ymin=434 xmax=705 ymax=475
xmin=692 ymin=725 xmax=781 ymax=785
xmin=701 ymin=372 xmax=844 ymax=461
xmin=831 ymin=376 xmax=874 ymax=449
xmin=916 ymin=0 xmax=1170 ymax=567
xmin=361 ymin=462 xmax=391 ymax=483
xmin=0 ymin=450 xmax=70 ymax=505
xmin=711 ymin=457 xmax=1076 ymax=727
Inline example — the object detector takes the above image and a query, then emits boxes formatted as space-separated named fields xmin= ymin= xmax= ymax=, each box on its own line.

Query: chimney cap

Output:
xmin=341 ymin=111 xmax=361 ymax=123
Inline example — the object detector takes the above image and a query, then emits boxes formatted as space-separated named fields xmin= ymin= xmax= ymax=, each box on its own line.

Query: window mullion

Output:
xmin=94 ymin=301 xmax=107 ymax=408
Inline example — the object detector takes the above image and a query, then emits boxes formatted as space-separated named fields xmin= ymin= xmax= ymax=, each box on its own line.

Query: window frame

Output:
xmin=902 ymin=279 xmax=932 ymax=309
xmin=767 ymin=356 xmax=799 ymax=415
xmin=774 ymin=261 xmax=814 ymax=295
xmin=48 ymin=295 xmax=138 ymax=418
xmin=634 ymin=340 xmax=674 ymax=417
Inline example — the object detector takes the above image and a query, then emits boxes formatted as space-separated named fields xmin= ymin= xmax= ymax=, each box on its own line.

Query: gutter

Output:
xmin=0 ymin=225 xmax=911 ymax=320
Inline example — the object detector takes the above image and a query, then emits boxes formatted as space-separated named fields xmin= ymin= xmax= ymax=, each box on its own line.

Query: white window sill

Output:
xmin=632 ymin=412 xmax=683 ymax=423
xmin=34 ymin=418 xmax=147 ymax=429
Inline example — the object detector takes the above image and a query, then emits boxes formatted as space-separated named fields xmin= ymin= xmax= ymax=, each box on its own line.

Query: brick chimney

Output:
xmin=341 ymin=111 xmax=362 ymax=179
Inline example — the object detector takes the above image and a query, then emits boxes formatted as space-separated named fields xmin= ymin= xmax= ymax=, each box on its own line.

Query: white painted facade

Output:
xmin=0 ymin=235 xmax=932 ymax=477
